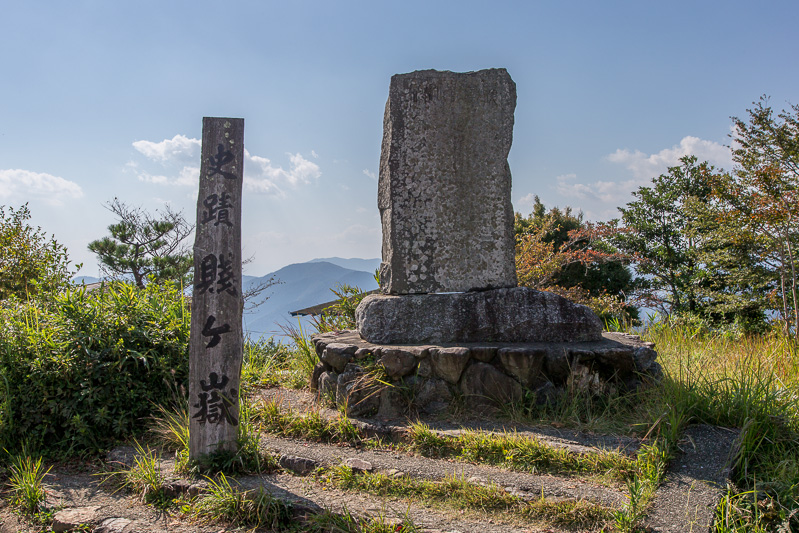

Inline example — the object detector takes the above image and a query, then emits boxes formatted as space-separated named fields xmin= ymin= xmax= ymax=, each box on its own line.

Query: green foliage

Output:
xmin=88 ymin=198 xmax=193 ymax=288
xmin=0 ymin=281 xmax=190 ymax=454
xmin=0 ymin=204 xmax=75 ymax=301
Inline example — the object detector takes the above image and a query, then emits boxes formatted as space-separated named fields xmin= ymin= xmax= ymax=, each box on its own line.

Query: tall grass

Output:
xmin=640 ymin=324 xmax=799 ymax=530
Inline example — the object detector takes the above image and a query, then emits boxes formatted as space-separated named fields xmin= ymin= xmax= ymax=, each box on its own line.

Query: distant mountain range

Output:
xmin=243 ymin=258 xmax=380 ymax=338
xmin=73 ymin=258 xmax=381 ymax=339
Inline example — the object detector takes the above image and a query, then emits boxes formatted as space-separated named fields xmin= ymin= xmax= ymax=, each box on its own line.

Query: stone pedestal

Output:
xmin=310 ymin=330 xmax=662 ymax=418
xmin=356 ymin=287 xmax=603 ymax=344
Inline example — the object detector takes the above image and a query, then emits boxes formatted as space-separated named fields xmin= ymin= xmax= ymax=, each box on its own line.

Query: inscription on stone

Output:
xmin=189 ymin=117 xmax=244 ymax=459
xmin=378 ymin=69 xmax=517 ymax=294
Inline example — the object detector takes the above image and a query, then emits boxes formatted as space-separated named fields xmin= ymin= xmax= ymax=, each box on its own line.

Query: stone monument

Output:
xmin=310 ymin=70 xmax=660 ymax=417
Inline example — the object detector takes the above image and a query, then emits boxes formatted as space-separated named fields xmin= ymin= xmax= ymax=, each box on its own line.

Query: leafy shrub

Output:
xmin=0 ymin=203 xmax=75 ymax=301
xmin=0 ymin=281 xmax=189 ymax=454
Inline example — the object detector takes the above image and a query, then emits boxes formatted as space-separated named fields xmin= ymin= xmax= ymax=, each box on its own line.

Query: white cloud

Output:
xmin=0 ymin=169 xmax=83 ymax=206
xmin=363 ymin=169 xmax=377 ymax=181
xmin=131 ymin=135 xmax=320 ymax=195
xmin=244 ymin=151 xmax=321 ymax=194
xmin=607 ymin=136 xmax=732 ymax=179
xmin=132 ymin=134 xmax=200 ymax=162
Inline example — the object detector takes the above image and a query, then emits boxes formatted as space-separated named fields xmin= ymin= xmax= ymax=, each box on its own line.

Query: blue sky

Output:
xmin=2 ymin=1 xmax=797 ymax=276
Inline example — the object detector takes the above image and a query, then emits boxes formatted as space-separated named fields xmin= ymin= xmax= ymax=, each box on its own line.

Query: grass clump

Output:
xmin=255 ymin=398 xmax=365 ymax=445
xmin=188 ymin=472 xmax=293 ymax=529
xmin=407 ymin=422 xmax=635 ymax=482
xmin=102 ymin=441 xmax=171 ymax=508
xmin=317 ymin=464 xmax=612 ymax=529
xmin=6 ymin=450 xmax=51 ymax=517
xmin=150 ymin=397 xmax=278 ymax=475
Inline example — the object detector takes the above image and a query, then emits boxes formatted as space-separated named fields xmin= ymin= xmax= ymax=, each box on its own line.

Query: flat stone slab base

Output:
xmin=356 ymin=286 xmax=604 ymax=344
xmin=310 ymin=329 xmax=661 ymax=418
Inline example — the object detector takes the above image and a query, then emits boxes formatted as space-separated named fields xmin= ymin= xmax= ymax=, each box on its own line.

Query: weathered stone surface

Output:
xmin=310 ymin=362 xmax=327 ymax=391
xmin=379 ymin=348 xmax=417 ymax=379
xmin=321 ymin=343 xmax=358 ymax=372
xmin=279 ymin=454 xmax=320 ymax=475
xmin=318 ymin=371 xmax=338 ymax=398
xmin=470 ymin=346 xmax=498 ymax=362
xmin=357 ymin=287 xmax=603 ymax=344
xmin=378 ymin=69 xmax=517 ymax=294
xmin=429 ymin=347 xmax=470 ymax=384
xmin=52 ymin=506 xmax=101 ymax=532
xmin=95 ymin=517 xmax=134 ymax=533
xmin=417 ymin=378 xmax=453 ymax=414
xmin=633 ymin=346 xmax=658 ymax=372
xmin=460 ymin=362 xmax=523 ymax=404
xmin=336 ymin=364 xmax=381 ymax=417
xmin=378 ymin=386 xmax=405 ymax=418
xmin=344 ymin=457 xmax=373 ymax=472
xmin=416 ymin=358 xmax=433 ymax=378
xmin=497 ymin=347 xmax=546 ymax=387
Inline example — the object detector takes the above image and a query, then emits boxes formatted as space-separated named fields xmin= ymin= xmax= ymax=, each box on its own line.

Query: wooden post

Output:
xmin=189 ymin=117 xmax=244 ymax=460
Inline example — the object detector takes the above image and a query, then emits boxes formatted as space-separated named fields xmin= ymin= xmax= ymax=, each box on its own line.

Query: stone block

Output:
xmin=497 ymin=347 xmax=546 ymax=387
xmin=379 ymin=348 xmax=417 ymax=379
xmin=460 ymin=362 xmax=522 ymax=404
xmin=356 ymin=287 xmax=603 ymax=344
xmin=321 ymin=343 xmax=357 ymax=372
xmin=429 ymin=347 xmax=470 ymax=384
xmin=378 ymin=69 xmax=517 ymax=294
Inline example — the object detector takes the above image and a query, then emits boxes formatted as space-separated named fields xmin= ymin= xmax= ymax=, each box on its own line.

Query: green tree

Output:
xmin=0 ymin=204 xmax=75 ymax=300
xmin=88 ymin=198 xmax=193 ymax=289
xmin=614 ymin=156 xmax=714 ymax=315
xmin=614 ymin=155 xmax=768 ymax=330
xmin=710 ymin=96 xmax=799 ymax=332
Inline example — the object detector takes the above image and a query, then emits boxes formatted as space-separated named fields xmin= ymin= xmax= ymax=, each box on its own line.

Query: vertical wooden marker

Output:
xmin=189 ymin=117 xmax=244 ymax=460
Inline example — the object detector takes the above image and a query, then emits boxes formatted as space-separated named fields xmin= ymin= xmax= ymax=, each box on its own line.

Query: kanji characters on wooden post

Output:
xmin=189 ymin=117 xmax=244 ymax=460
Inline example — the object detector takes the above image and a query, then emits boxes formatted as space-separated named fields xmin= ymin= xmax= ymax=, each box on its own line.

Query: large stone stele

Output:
xmin=356 ymin=287 xmax=603 ymax=344
xmin=378 ymin=68 xmax=517 ymax=294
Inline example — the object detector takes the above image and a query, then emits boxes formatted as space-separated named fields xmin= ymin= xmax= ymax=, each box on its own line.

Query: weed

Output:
xmin=102 ymin=441 xmax=170 ymax=508
xmin=6 ymin=451 xmax=50 ymax=515
xmin=255 ymin=398 xmax=365 ymax=445
xmin=191 ymin=472 xmax=293 ymax=529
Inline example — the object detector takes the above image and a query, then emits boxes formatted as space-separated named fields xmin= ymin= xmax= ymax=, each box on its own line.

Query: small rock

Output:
xmin=106 ymin=446 xmax=137 ymax=468
xmin=386 ymin=468 xmax=404 ymax=478
xmin=95 ymin=517 xmax=134 ymax=533
xmin=310 ymin=362 xmax=328 ymax=391
xmin=52 ymin=506 xmax=102 ymax=532
xmin=318 ymin=371 xmax=338 ymax=399
xmin=343 ymin=457 xmax=373 ymax=472
xmin=279 ymin=454 xmax=320 ymax=476
xmin=460 ymin=362 xmax=522 ymax=404
xmin=321 ymin=343 xmax=358 ymax=372
xmin=497 ymin=347 xmax=546 ymax=387
xmin=633 ymin=346 xmax=658 ymax=372
xmin=379 ymin=349 xmax=417 ymax=379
